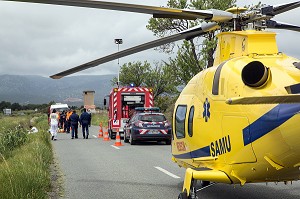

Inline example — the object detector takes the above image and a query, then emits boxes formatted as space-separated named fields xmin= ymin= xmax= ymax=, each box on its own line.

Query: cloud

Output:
xmin=0 ymin=0 xmax=299 ymax=78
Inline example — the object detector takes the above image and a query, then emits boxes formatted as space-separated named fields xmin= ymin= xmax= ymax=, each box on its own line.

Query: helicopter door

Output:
xmin=222 ymin=116 xmax=256 ymax=164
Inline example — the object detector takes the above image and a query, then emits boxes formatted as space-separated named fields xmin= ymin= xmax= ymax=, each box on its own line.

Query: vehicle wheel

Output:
xmin=200 ymin=180 xmax=210 ymax=187
xmin=166 ymin=140 xmax=171 ymax=145
xmin=178 ymin=192 xmax=188 ymax=199
xmin=109 ymin=130 xmax=116 ymax=139
xmin=124 ymin=135 xmax=129 ymax=143
xmin=129 ymin=133 xmax=135 ymax=145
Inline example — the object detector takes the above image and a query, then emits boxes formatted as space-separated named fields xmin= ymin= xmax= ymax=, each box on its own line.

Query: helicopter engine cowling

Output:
xmin=242 ymin=61 xmax=269 ymax=87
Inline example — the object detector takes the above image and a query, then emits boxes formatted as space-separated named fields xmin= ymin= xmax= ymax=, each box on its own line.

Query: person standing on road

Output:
xmin=60 ymin=110 xmax=66 ymax=132
xmin=66 ymin=109 xmax=72 ymax=133
xmin=70 ymin=110 xmax=80 ymax=139
xmin=80 ymin=108 xmax=92 ymax=139
xmin=50 ymin=109 xmax=59 ymax=141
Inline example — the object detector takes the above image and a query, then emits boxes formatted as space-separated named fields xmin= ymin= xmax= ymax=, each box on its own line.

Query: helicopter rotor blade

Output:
xmin=3 ymin=0 xmax=233 ymax=21
xmin=262 ymin=1 xmax=300 ymax=16
xmin=50 ymin=22 xmax=219 ymax=79
xmin=266 ymin=20 xmax=300 ymax=32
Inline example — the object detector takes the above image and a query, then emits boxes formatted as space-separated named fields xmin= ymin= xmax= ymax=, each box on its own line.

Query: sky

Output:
xmin=0 ymin=0 xmax=299 ymax=78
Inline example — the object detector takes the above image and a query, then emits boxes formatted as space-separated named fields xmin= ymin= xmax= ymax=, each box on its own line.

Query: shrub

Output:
xmin=0 ymin=114 xmax=53 ymax=199
xmin=0 ymin=119 xmax=29 ymax=160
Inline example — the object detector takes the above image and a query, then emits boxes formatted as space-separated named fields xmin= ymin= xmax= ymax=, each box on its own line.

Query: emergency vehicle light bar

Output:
xmin=135 ymin=107 xmax=160 ymax=112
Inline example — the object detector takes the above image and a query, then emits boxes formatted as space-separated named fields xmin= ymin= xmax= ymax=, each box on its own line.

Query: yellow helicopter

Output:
xmin=3 ymin=0 xmax=300 ymax=198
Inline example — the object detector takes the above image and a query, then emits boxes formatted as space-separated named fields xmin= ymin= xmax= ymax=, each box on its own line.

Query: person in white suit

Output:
xmin=50 ymin=109 xmax=59 ymax=140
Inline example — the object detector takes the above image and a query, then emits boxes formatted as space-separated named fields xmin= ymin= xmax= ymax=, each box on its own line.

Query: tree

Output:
xmin=165 ymin=40 xmax=206 ymax=85
xmin=112 ymin=61 xmax=151 ymax=86
xmin=11 ymin=103 xmax=22 ymax=111
xmin=147 ymin=0 xmax=236 ymax=85
xmin=112 ymin=61 xmax=179 ymax=100
xmin=155 ymin=95 xmax=176 ymax=113
xmin=144 ymin=62 xmax=179 ymax=99
xmin=0 ymin=101 xmax=12 ymax=111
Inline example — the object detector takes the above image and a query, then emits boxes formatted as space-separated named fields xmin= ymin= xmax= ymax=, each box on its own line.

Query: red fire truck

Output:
xmin=104 ymin=86 xmax=154 ymax=139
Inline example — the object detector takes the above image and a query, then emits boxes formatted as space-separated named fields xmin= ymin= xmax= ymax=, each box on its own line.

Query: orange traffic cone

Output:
xmin=98 ymin=122 xmax=103 ymax=138
xmin=114 ymin=129 xmax=123 ymax=146
xmin=103 ymin=130 xmax=110 ymax=141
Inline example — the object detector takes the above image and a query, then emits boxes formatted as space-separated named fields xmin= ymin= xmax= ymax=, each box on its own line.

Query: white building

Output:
xmin=3 ymin=108 xmax=12 ymax=115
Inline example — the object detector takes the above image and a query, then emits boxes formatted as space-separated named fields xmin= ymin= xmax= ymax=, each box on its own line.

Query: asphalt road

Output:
xmin=52 ymin=126 xmax=300 ymax=199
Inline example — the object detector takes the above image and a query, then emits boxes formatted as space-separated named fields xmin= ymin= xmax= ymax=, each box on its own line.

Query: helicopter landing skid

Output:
xmin=178 ymin=168 xmax=231 ymax=199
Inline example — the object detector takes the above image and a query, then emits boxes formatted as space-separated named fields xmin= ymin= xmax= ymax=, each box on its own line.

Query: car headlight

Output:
xmin=134 ymin=122 xmax=143 ymax=128
xmin=164 ymin=122 xmax=170 ymax=128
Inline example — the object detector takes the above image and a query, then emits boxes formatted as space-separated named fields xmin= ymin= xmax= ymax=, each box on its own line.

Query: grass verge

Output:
xmin=91 ymin=110 xmax=109 ymax=127
xmin=0 ymin=115 xmax=53 ymax=199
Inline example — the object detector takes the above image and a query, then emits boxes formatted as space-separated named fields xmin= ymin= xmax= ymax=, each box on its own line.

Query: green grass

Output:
xmin=0 ymin=115 xmax=31 ymax=159
xmin=0 ymin=114 xmax=53 ymax=199
xmin=91 ymin=110 xmax=109 ymax=127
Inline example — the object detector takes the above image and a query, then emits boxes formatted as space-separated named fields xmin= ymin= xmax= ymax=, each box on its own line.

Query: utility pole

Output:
xmin=114 ymin=38 xmax=123 ymax=87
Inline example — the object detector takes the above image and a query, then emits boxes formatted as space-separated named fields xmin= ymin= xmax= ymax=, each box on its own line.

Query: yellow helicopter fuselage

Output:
xmin=172 ymin=30 xmax=300 ymax=185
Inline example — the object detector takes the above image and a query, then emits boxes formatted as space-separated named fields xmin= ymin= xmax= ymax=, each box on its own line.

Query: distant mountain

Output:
xmin=0 ymin=74 xmax=116 ymax=107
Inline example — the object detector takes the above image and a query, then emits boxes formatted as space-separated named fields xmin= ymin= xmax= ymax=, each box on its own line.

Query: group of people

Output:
xmin=49 ymin=108 xmax=92 ymax=140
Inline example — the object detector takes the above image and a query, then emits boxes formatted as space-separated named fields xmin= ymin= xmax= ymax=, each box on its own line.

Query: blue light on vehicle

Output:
xmin=129 ymin=83 xmax=135 ymax=87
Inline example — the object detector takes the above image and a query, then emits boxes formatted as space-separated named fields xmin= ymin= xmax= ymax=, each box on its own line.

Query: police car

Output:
xmin=123 ymin=107 xmax=172 ymax=145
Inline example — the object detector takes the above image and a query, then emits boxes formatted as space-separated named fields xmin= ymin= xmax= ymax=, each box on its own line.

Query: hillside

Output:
xmin=0 ymin=74 xmax=116 ymax=107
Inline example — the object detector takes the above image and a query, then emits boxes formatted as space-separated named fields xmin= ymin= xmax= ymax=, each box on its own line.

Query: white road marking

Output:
xmin=154 ymin=166 xmax=180 ymax=179
xmin=111 ymin=145 xmax=120 ymax=150
xmin=93 ymin=135 xmax=97 ymax=138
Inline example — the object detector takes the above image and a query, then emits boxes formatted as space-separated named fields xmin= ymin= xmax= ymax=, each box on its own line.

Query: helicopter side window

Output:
xmin=188 ymin=106 xmax=194 ymax=137
xmin=175 ymin=105 xmax=187 ymax=139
